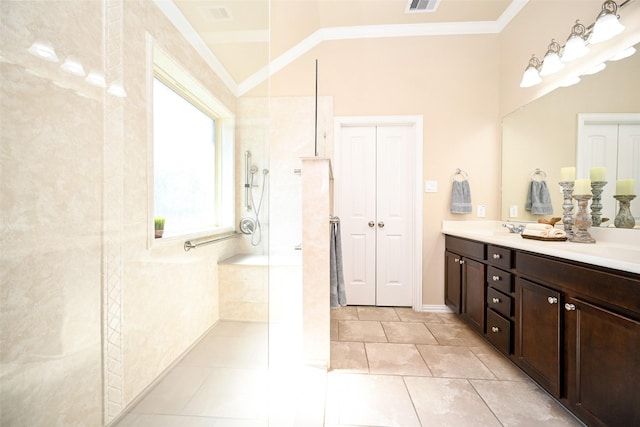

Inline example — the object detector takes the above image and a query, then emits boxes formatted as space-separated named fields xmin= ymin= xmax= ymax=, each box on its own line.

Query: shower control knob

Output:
xmin=368 ymin=221 xmax=375 ymax=227
xmin=378 ymin=221 xmax=385 ymax=228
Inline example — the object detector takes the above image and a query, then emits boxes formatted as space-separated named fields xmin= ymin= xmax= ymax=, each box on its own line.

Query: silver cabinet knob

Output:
xmin=491 ymin=326 xmax=500 ymax=333
xmin=493 ymin=254 xmax=501 ymax=259
xmin=368 ymin=221 xmax=375 ymax=227
xmin=378 ymin=221 xmax=385 ymax=228
xmin=459 ymin=259 xmax=465 ymax=265
xmin=492 ymin=297 xmax=500 ymax=303
xmin=548 ymin=296 xmax=558 ymax=304
xmin=492 ymin=275 xmax=500 ymax=281
xmin=454 ymin=258 xmax=460 ymax=263
xmin=565 ymin=303 xmax=576 ymax=311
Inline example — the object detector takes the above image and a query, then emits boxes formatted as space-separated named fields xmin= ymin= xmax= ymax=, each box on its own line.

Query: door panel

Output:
xmin=338 ymin=124 xmax=414 ymax=306
xmin=339 ymin=126 xmax=377 ymax=305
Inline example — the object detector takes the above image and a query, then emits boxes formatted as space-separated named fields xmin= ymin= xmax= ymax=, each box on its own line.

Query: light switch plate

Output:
xmin=510 ymin=204 xmax=518 ymax=218
xmin=477 ymin=205 xmax=486 ymax=217
xmin=425 ymin=180 xmax=438 ymax=193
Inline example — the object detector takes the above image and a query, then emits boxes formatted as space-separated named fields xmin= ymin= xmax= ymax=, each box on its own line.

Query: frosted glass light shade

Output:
xmin=582 ymin=62 xmax=606 ymax=76
xmin=589 ymin=12 xmax=624 ymax=44
xmin=562 ymin=36 xmax=590 ymax=62
xmin=520 ymin=66 xmax=542 ymax=88
xmin=540 ymin=52 xmax=564 ymax=76
xmin=609 ymin=46 xmax=636 ymax=61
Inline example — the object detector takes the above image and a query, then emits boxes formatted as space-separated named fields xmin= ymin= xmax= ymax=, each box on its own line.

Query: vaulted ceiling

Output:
xmin=161 ymin=0 xmax=523 ymax=94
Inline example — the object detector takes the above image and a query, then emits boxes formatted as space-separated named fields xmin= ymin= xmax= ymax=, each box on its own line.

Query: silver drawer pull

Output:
xmin=548 ymin=296 xmax=558 ymax=304
xmin=491 ymin=326 xmax=500 ymax=333
xmin=492 ymin=297 xmax=500 ymax=303
xmin=565 ymin=303 xmax=576 ymax=311
xmin=492 ymin=275 xmax=500 ymax=281
xmin=454 ymin=258 xmax=460 ymax=263
xmin=459 ymin=260 xmax=465 ymax=265
xmin=493 ymin=254 xmax=501 ymax=259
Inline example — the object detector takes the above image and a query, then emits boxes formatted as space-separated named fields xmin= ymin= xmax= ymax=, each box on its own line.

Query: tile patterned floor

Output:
xmin=115 ymin=307 xmax=584 ymax=427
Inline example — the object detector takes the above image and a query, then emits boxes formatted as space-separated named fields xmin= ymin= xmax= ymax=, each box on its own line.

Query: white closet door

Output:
xmin=337 ymin=124 xmax=414 ymax=307
xmin=338 ymin=126 xmax=377 ymax=306
xmin=618 ymin=124 xmax=640 ymax=219
xmin=577 ymin=123 xmax=619 ymax=220
xmin=375 ymin=125 xmax=413 ymax=307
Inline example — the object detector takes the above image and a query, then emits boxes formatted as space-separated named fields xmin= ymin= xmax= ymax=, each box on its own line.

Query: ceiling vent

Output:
xmin=205 ymin=6 xmax=232 ymax=22
xmin=406 ymin=0 xmax=441 ymax=13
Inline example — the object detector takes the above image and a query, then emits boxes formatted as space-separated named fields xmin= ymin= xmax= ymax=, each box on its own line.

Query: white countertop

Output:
xmin=442 ymin=221 xmax=640 ymax=275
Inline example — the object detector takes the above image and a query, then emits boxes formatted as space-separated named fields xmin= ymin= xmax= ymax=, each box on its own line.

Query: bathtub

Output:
xmin=218 ymin=252 xmax=302 ymax=322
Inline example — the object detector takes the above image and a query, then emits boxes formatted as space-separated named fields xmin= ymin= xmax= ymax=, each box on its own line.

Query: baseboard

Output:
xmin=421 ymin=304 xmax=454 ymax=313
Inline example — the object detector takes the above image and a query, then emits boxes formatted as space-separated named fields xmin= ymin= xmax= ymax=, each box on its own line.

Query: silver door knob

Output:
xmin=368 ymin=221 xmax=375 ymax=227
xmin=548 ymin=296 xmax=558 ymax=304
xmin=565 ymin=303 xmax=576 ymax=311
xmin=378 ymin=221 xmax=384 ymax=228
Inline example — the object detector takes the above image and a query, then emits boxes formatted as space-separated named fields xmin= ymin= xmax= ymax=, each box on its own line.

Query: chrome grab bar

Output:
xmin=184 ymin=232 xmax=242 ymax=252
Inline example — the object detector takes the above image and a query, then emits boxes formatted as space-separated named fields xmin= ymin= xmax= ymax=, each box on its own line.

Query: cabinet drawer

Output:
xmin=487 ymin=244 xmax=512 ymax=270
xmin=487 ymin=266 xmax=512 ymax=294
xmin=486 ymin=309 xmax=512 ymax=355
xmin=445 ymin=235 xmax=486 ymax=260
xmin=487 ymin=287 xmax=512 ymax=318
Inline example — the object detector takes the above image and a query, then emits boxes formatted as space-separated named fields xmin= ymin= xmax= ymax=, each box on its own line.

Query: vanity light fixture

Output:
xmin=60 ymin=56 xmax=86 ymax=77
xmin=609 ymin=45 xmax=636 ymax=61
xmin=582 ymin=62 xmax=606 ymax=75
xmin=107 ymin=81 xmax=127 ymax=98
xmin=539 ymin=39 xmax=565 ymax=76
xmin=85 ymin=70 xmax=107 ymax=88
xmin=559 ymin=75 xmax=581 ymax=87
xmin=28 ymin=40 xmax=59 ymax=62
xmin=519 ymin=54 xmax=542 ymax=88
xmin=562 ymin=21 xmax=590 ymax=63
xmin=589 ymin=0 xmax=625 ymax=44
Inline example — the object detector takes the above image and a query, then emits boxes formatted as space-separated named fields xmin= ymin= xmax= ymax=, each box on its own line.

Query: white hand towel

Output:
xmin=522 ymin=229 xmax=549 ymax=237
xmin=526 ymin=223 xmax=553 ymax=231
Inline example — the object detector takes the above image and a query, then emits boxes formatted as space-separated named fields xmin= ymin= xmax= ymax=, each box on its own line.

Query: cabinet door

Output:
xmin=516 ymin=278 xmax=561 ymax=397
xmin=445 ymin=251 xmax=462 ymax=313
xmin=565 ymin=297 xmax=640 ymax=426
xmin=462 ymin=258 xmax=486 ymax=333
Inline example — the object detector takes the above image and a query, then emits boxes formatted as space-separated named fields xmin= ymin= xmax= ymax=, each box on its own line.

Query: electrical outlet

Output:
xmin=477 ymin=205 xmax=486 ymax=217
xmin=424 ymin=180 xmax=438 ymax=193
xmin=510 ymin=204 xmax=518 ymax=218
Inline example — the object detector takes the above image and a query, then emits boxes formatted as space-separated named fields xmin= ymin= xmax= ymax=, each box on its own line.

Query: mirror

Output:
xmin=501 ymin=43 xmax=640 ymax=227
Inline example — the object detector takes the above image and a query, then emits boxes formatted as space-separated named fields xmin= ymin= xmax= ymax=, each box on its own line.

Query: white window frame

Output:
xmin=149 ymin=43 xmax=235 ymax=247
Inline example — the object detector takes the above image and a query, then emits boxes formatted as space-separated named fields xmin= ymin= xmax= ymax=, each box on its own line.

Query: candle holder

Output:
xmin=613 ymin=195 xmax=636 ymax=229
xmin=571 ymin=194 xmax=595 ymax=243
xmin=559 ymin=181 xmax=575 ymax=238
xmin=590 ymin=181 xmax=607 ymax=226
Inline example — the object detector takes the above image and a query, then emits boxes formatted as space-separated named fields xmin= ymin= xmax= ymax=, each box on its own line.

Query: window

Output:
xmin=152 ymin=46 xmax=235 ymax=241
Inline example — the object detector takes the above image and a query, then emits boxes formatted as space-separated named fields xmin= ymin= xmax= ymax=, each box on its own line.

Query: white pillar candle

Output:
xmin=560 ymin=166 xmax=576 ymax=182
xmin=589 ymin=166 xmax=606 ymax=181
xmin=574 ymin=179 xmax=591 ymax=195
xmin=616 ymin=179 xmax=635 ymax=195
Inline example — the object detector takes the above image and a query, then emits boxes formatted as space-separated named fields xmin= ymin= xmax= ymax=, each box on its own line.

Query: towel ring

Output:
xmin=530 ymin=168 xmax=547 ymax=181
xmin=451 ymin=168 xmax=469 ymax=181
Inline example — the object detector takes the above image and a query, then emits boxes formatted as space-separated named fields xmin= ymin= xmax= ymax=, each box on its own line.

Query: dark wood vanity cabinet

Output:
xmin=445 ymin=234 xmax=640 ymax=427
xmin=444 ymin=236 xmax=486 ymax=333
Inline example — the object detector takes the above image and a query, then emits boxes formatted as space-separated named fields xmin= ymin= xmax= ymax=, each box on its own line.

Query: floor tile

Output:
xmin=425 ymin=322 xmax=486 ymax=346
xmin=394 ymin=307 xmax=445 ymax=323
xmin=416 ymin=345 xmax=496 ymax=379
xmin=324 ymin=373 xmax=421 ymax=427
xmin=469 ymin=345 xmax=529 ymax=381
xmin=365 ymin=343 xmax=431 ymax=376
xmin=330 ymin=318 xmax=339 ymax=340
xmin=382 ymin=321 xmax=438 ymax=344
xmin=471 ymin=379 xmax=585 ymax=426
xmin=356 ymin=306 xmax=400 ymax=321
xmin=179 ymin=334 xmax=268 ymax=369
xmin=182 ymin=367 xmax=269 ymax=420
xmin=329 ymin=341 xmax=368 ymax=373
xmin=115 ymin=413 xmax=267 ymax=427
xmin=337 ymin=320 xmax=387 ymax=342
xmin=404 ymin=376 xmax=502 ymax=426
xmin=132 ymin=366 xmax=211 ymax=414
xmin=330 ymin=306 xmax=358 ymax=320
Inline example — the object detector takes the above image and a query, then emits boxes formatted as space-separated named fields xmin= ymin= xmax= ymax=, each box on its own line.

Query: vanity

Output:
xmin=443 ymin=221 xmax=639 ymax=427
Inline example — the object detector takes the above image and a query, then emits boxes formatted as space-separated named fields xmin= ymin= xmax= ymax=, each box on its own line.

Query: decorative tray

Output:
xmin=521 ymin=234 xmax=567 ymax=242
